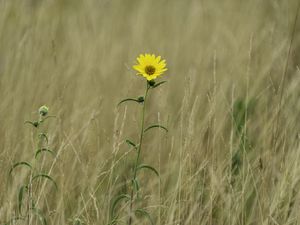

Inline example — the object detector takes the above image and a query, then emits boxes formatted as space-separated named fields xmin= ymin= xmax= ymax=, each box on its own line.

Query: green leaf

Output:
xmin=135 ymin=209 xmax=154 ymax=225
xmin=31 ymin=207 xmax=47 ymax=225
xmin=118 ymin=98 xmax=143 ymax=106
xmin=125 ymin=139 xmax=137 ymax=149
xmin=110 ymin=194 xmax=130 ymax=219
xmin=151 ymin=81 xmax=167 ymax=88
xmin=35 ymin=148 xmax=55 ymax=159
xmin=9 ymin=162 xmax=32 ymax=175
xmin=132 ymin=178 xmax=141 ymax=199
xmin=32 ymin=174 xmax=58 ymax=190
xmin=24 ymin=121 xmax=39 ymax=128
xmin=18 ymin=185 xmax=28 ymax=214
xmin=137 ymin=164 xmax=159 ymax=177
xmin=131 ymin=178 xmax=140 ymax=192
xmin=144 ymin=125 xmax=168 ymax=133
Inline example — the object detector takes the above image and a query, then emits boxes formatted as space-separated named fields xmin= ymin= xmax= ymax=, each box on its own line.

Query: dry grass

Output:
xmin=1 ymin=0 xmax=300 ymax=224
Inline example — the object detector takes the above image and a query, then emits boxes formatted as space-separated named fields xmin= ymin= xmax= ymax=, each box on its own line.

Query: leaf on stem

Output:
xmin=110 ymin=194 xmax=130 ymax=219
xmin=118 ymin=98 xmax=144 ymax=106
xmin=137 ymin=164 xmax=159 ymax=177
xmin=125 ymin=139 xmax=137 ymax=150
xmin=18 ymin=185 xmax=28 ymax=215
xmin=144 ymin=125 xmax=168 ymax=133
xmin=9 ymin=162 xmax=32 ymax=175
xmin=32 ymin=174 xmax=58 ymax=190
xmin=24 ymin=121 xmax=39 ymax=128
xmin=151 ymin=81 xmax=167 ymax=89
xmin=35 ymin=148 xmax=55 ymax=159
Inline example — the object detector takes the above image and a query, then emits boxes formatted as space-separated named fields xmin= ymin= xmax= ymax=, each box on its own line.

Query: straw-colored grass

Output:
xmin=1 ymin=0 xmax=300 ymax=224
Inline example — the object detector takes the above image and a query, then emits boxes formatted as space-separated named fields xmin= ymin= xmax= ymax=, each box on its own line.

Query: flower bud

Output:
xmin=39 ymin=105 xmax=49 ymax=117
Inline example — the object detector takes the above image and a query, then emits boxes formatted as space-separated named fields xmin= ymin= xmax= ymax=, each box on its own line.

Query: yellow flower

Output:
xmin=133 ymin=54 xmax=167 ymax=81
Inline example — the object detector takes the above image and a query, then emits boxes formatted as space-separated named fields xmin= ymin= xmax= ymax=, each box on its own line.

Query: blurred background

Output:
xmin=0 ymin=0 xmax=300 ymax=224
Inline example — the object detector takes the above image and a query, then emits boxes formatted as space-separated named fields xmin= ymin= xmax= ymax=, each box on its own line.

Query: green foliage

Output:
xmin=125 ymin=139 xmax=137 ymax=150
xmin=32 ymin=174 xmax=58 ymax=190
xmin=144 ymin=124 xmax=168 ymax=133
xmin=231 ymin=98 xmax=256 ymax=177
xmin=9 ymin=162 xmax=32 ymax=175
xmin=8 ymin=106 xmax=57 ymax=225
xmin=137 ymin=164 xmax=159 ymax=177
xmin=149 ymin=80 xmax=167 ymax=89
xmin=118 ymin=98 xmax=144 ymax=106
xmin=18 ymin=185 xmax=28 ymax=215
xmin=111 ymin=80 xmax=168 ymax=225
xmin=131 ymin=178 xmax=140 ymax=193
xmin=35 ymin=148 xmax=55 ymax=159
xmin=110 ymin=194 xmax=130 ymax=219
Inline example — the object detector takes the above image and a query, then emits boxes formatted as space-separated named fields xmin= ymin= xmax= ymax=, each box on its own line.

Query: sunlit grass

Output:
xmin=0 ymin=0 xmax=300 ymax=225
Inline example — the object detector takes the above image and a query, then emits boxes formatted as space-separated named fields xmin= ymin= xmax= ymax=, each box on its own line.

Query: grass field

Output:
xmin=1 ymin=0 xmax=300 ymax=224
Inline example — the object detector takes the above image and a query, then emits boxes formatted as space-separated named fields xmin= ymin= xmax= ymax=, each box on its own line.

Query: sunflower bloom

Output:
xmin=133 ymin=54 xmax=167 ymax=81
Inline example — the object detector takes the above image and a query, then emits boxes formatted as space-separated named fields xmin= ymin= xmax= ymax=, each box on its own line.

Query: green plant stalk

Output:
xmin=27 ymin=174 xmax=32 ymax=225
xmin=27 ymin=119 xmax=43 ymax=225
xmin=128 ymin=82 xmax=149 ymax=225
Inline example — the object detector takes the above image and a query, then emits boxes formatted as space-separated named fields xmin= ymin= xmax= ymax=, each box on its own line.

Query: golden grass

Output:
xmin=1 ymin=0 xmax=300 ymax=224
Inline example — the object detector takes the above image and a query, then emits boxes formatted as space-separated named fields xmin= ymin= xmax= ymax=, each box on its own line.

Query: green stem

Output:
xmin=128 ymin=81 xmax=149 ymax=225
xmin=28 ymin=121 xmax=43 ymax=224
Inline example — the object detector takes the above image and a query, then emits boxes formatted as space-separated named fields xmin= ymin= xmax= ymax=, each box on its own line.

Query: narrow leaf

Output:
xmin=132 ymin=178 xmax=140 ymax=192
xmin=132 ymin=178 xmax=140 ymax=199
xmin=24 ymin=121 xmax=39 ymax=128
xmin=9 ymin=162 xmax=32 ymax=175
xmin=35 ymin=148 xmax=55 ymax=159
xmin=18 ymin=185 xmax=28 ymax=214
xmin=152 ymin=81 xmax=167 ymax=88
xmin=144 ymin=125 xmax=168 ymax=133
xmin=118 ymin=98 xmax=141 ymax=106
xmin=137 ymin=164 xmax=159 ymax=177
xmin=135 ymin=209 xmax=154 ymax=225
xmin=125 ymin=139 xmax=137 ymax=149
xmin=110 ymin=194 xmax=130 ymax=218
xmin=32 ymin=174 xmax=58 ymax=190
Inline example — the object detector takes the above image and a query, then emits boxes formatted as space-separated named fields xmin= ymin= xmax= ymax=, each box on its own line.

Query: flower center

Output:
xmin=145 ymin=65 xmax=156 ymax=75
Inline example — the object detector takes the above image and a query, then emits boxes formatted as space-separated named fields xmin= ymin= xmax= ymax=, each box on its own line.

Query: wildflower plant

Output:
xmin=110 ymin=54 xmax=168 ymax=225
xmin=8 ymin=105 xmax=57 ymax=225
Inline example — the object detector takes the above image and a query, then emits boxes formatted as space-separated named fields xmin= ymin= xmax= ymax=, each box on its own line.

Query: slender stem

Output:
xmin=128 ymin=81 xmax=149 ymax=225
xmin=28 ymin=122 xmax=42 ymax=224
xmin=133 ymin=83 xmax=149 ymax=178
